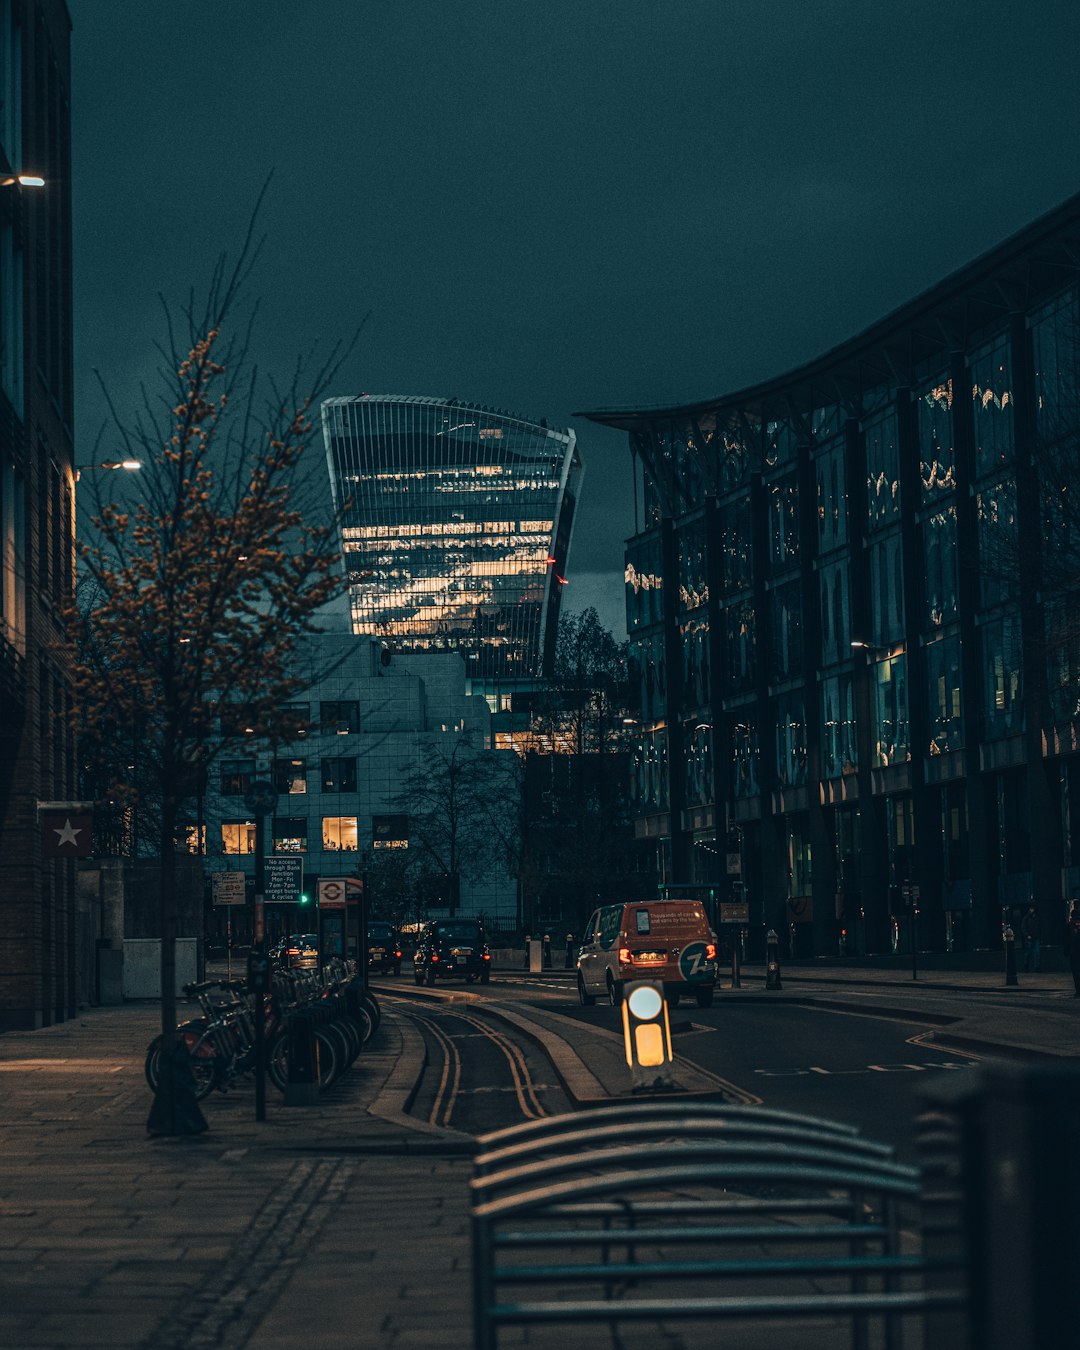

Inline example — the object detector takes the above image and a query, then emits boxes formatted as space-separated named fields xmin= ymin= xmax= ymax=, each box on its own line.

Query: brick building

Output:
xmin=0 ymin=1 xmax=75 ymax=1028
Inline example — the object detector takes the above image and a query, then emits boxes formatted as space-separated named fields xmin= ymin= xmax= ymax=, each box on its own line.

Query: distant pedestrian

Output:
xmin=1020 ymin=905 xmax=1042 ymax=973
xmin=1066 ymin=902 xmax=1080 ymax=998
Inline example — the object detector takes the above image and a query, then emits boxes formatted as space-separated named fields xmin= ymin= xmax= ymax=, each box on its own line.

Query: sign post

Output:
xmin=242 ymin=780 xmax=279 ymax=1124
xmin=212 ymin=872 xmax=246 ymax=980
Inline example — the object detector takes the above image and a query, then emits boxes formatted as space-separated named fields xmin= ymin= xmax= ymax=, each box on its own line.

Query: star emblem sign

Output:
xmin=54 ymin=818 xmax=83 ymax=848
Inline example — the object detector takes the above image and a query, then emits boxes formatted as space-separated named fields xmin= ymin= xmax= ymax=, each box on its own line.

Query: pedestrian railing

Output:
xmin=471 ymin=1101 xmax=964 ymax=1350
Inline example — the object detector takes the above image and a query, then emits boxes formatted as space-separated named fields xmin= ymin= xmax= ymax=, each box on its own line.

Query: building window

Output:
xmin=718 ymin=497 xmax=753 ymax=592
xmin=923 ymin=506 xmax=959 ymax=629
xmin=320 ymin=701 xmax=359 ymax=735
xmin=981 ymin=613 xmax=1023 ymax=740
xmin=180 ymin=823 xmax=205 ymax=855
xmin=971 ymin=335 xmax=1014 ymax=479
xmin=723 ymin=601 xmax=755 ymax=692
xmin=322 ymin=757 xmax=358 ymax=793
xmin=815 ymin=442 xmax=848 ymax=553
xmin=373 ymin=814 xmax=409 ymax=849
xmin=775 ymin=692 xmax=807 ymax=788
xmin=276 ymin=702 xmax=310 ymax=738
xmin=821 ymin=674 xmax=857 ymax=780
xmin=770 ymin=581 xmax=802 ymax=682
xmin=273 ymin=758 xmax=307 ymax=794
xmin=874 ymin=653 xmax=910 ymax=768
xmin=918 ymin=378 xmax=955 ymax=499
xmin=220 ymin=758 xmax=255 ymax=796
xmin=272 ymin=818 xmax=307 ymax=852
xmin=768 ymin=473 xmax=799 ymax=570
xmin=322 ymin=816 xmax=358 ymax=851
xmin=732 ymin=717 xmax=759 ymax=799
xmin=818 ymin=559 xmax=851 ymax=667
xmin=926 ymin=633 xmax=963 ymax=756
xmin=222 ymin=820 xmax=256 ymax=855
xmin=977 ymin=479 xmax=1019 ymax=608
xmin=865 ymin=410 xmax=901 ymax=530
xmin=869 ymin=533 xmax=905 ymax=646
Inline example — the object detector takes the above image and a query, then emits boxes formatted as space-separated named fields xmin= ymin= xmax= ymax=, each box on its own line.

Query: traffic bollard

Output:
xmin=283 ymin=1007 xmax=320 ymax=1106
xmin=730 ymin=937 xmax=742 ymax=989
xmin=1004 ymin=925 xmax=1019 ymax=987
xmin=523 ymin=934 xmax=531 ymax=970
xmin=542 ymin=933 xmax=552 ymax=968
xmin=564 ymin=933 xmax=574 ymax=969
xmin=765 ymin=928 xmax=782 ymax=990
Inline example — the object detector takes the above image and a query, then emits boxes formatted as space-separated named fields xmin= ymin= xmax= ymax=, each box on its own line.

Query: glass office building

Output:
xmin=322 ymin=396 xmax=580 ymax=686
xmin=581 ymin=191 xmax=1080 ymax=962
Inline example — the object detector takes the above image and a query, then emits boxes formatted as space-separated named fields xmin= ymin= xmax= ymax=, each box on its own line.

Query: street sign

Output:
xmin=725 ymin=853 xmax=742 ymax=876
xmin=212 ymin=872 xmax=247 ymax=907
xmin=318 ymin=878 xmax=346 ymax=910
xmin=264 ymin=856 xmax=303 ymax=904
xmin=718 ymin=902 xmax=749 ymax=923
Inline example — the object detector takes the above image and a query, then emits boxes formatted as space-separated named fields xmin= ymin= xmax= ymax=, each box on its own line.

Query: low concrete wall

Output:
xmin=122 ymin=939 xmax=198 ymax=999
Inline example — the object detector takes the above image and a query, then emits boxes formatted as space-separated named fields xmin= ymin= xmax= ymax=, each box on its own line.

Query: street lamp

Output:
xmin=75 ymin=460 xmax=142 ymax=481
xmin=0 ymin=174 xmax=44 ymax=188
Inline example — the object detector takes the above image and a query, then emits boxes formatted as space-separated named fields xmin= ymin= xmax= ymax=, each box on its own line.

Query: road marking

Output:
xmin=906 ymin=1029 xmax=984 ymax=1062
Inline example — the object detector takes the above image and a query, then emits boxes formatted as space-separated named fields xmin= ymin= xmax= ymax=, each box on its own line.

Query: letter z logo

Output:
xmin=678 ymin=942 xmax=710 ymax=981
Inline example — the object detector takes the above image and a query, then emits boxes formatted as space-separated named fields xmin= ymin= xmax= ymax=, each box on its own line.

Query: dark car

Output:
xmin=413 ymin=920 xmax=491 ymax=986
xmin=366 ymin=922 xmax=402 ymax=975
xmin=278 ymin=933 xmax=318 ymax=971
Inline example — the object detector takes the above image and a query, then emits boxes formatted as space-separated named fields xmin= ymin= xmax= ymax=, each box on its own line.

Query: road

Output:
xmin=370 ymin=969 xmax=991 ymax=1155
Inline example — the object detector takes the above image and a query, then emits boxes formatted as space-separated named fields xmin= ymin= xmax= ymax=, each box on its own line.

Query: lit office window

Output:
xmin=222 ymin=820 xmax=256 ymax=855
xmin=273 ymin=758 xmax=307 ymax=794
xmin=322 ymin=816 xmax=358 ymax=851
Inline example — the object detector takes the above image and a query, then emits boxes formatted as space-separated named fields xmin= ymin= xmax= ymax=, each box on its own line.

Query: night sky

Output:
xmin=70 ymin=1 xmax=1080 ymax=638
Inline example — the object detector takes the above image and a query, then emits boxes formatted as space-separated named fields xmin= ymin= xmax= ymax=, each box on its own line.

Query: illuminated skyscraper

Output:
xmin=322 ymin=396 xmax=581 ymax=683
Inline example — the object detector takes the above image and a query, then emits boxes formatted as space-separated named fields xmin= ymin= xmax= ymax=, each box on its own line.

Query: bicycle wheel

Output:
xmin=267 ymin=1029 xmax=289 ymax=1093
xmin=313 ymin=1026 xmax=341 ymax=1089
xmin=145 ymin=1036 xmax=217 ymax=1101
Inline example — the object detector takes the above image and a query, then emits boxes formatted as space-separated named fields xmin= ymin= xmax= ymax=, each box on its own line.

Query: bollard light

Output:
xmin=621 ymin=979 xmax=674 ymax=1090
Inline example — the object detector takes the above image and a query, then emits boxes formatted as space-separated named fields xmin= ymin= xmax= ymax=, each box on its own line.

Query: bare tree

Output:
xmin=393 ymin=733 xmax=520 ymax=916
xmin=72 ymin=217 xmax=356 ymax=1135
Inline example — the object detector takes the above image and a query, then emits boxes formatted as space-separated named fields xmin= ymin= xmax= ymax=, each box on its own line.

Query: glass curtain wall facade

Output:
xmin=585 ymin=190 xmax=1080 ymax=961
xmin=322 ymin=396 xmax=580 ymax=686
xmin=0 ymin=1 xmax=75 ymax=1029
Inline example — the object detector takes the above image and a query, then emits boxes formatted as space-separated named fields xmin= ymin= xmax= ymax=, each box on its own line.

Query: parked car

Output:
xmin=278 ymin=933 xmax=319 ymax=971
xmin=413 ymin=920 xmax=491 ymax=986
xmin=576 ymin=900 xmax=717 ymax=1008
xmin=367 ymin=922 xmax=402 ymax=975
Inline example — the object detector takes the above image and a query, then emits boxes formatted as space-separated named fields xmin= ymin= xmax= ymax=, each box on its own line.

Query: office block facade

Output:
xmin=321 ymin=395 xmax=581 ymax=688
xmin=582 ymin=192 xmax=1080 ymax=959
xmin=0 ymin=1 xmax=75 ymax=1028
xmin=199 ymin=634 xmax=519 ymax=939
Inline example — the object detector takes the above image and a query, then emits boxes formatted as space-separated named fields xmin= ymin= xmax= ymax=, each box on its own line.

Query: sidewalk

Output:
xmin=2 ymin=966 xmax=1078 ymax=1349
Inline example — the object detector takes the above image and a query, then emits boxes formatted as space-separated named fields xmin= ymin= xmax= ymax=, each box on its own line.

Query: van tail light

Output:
xmin=706 ymin=943 xmax=717 ymax=961
xmin=619 ymin=947 xmax=632 ymax=964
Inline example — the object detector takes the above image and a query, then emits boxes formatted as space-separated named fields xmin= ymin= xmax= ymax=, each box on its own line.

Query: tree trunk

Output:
xmin=146 ymin=794 xmax=207 ymax=1136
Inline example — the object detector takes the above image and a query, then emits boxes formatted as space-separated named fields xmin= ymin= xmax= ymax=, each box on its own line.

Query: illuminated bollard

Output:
xmin=621 ymin=980 xmax=674 ymax=1091
xmin=564 ymin=933 xmax=574 ymax=969
xmin=765 ymin=928 xmax=782 ymax=990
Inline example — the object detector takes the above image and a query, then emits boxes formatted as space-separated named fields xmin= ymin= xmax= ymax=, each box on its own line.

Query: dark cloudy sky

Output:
xmin=70 ymin=1 xmax=1080 ymax=637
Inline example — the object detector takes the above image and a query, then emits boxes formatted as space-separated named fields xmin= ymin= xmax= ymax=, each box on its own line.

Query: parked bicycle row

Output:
xmin=144 ymin=959 xmax=381 ymax=1100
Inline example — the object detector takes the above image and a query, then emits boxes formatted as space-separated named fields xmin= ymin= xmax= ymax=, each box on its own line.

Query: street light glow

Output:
xmin=0 ymin=174 xmax=45 ymax=188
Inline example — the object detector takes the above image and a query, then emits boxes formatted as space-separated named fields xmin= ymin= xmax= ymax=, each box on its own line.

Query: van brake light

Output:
xmin=619 ymin=947 xmax=632 ymax=964
xmin=706 ymin=943 xmax=717 ymax=961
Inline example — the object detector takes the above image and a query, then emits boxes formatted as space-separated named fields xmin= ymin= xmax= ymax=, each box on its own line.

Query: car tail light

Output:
xmin=619 ymin=947 xmax=632 ymax=964
xmin=431 ymin=952 xmax=439 ymax=962
xmin=483 ymin=952 xmax=491 ymax=961
xmin=395 ymin=950 xmax=402 ymax=958
xmin=706 ymin=943 xmax=717 ymax=960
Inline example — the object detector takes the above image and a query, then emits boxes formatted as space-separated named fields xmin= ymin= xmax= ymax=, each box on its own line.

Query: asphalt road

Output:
xmin=372 ymin=969 xmax=994 ymax=1155
xmin=551 ymin=997 xmax=985 ymax=1159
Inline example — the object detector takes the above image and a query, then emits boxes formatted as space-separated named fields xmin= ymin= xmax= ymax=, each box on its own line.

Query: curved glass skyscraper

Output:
xmin=322 ymin=396 xmax=580 ymax=682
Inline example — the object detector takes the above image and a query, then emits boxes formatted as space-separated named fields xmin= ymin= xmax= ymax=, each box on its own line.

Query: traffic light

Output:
xmin=620 ymin=980 xmax=673 ymax=1090
xmin=299 ymin=891 xmax=311 ymax=907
